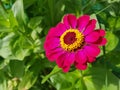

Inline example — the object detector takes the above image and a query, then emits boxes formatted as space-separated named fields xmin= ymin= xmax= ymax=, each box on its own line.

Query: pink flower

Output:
xmin=44 ymin=14 xmax=107 ymax=72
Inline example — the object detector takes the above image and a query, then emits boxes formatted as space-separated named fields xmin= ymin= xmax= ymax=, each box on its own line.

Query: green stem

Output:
xmin=96 ymin=4 xmax=111 ymax=15
xmin=48 ymin=0 xmax=55 ymax=26
xmin=80 ymin=70 xmax=83 ymax=78
xmin=82 ymin=0 xmax=93 ymax=11
xmin=102 ymin=46 xmax=108 ymax=90
xmin=103 ymin=46 xmax=106 ymax=55
xmin=118 ymin=79 xmax=120 ymax=90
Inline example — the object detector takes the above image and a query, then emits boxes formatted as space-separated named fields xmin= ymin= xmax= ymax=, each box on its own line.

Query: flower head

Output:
xmin=44 ymin=14 xmax=107 ymax=72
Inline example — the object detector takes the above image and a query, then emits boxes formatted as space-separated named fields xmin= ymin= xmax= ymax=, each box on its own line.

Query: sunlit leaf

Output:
xmin=18 ymin=71 xmax=38 ymax=90
xmin=49 ymin=63 xmax=119 ymax=90
xmin=105 ymin=31 xmax=119 ymax=53
xmin=0 ymin=33 xmax=14 ymax=58
xmin=0 ymin=27 xmax=12 ymax=32
xmin=28 ymin=16 xmax=42 ymax=29
xmin=12 ymin=0 xmax=27 ymax=25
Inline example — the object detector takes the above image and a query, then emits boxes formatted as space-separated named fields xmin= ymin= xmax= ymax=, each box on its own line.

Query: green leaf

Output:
xmin=50 ymin=70 xmax=80 ymax=90
xmin=0 ymin=33 xmax=14 ymax=58
xmin=9 ymin=60 xmax=25 ymax=78
xmin=0 ymin=26 xmax=12 ymax=32
xmin=0 ymin=58 xmax=6 ymax=70
xmin=10 ymin=48 xmax=30 ymax=61
xmin=107 ymin=16 xmax=120 ymax=31
xmin=10 ymin=35 xmax=31 ymax=60
xmin=28 ymin=16 xmax=42 ymax=29
xmin=103 ymin=31 xmax=120 ymax=67
xmin=105 ymin=50 xmax=120 ymax=67
xmin=33 ymin=37 xmax=45 ymax=53
xmin=0 ymin=71 xmax=7 ymax=90
xmin=98 ymin=31 xmax=120 ymax=79
xmin=23 ymin=0 xmax=37 ymax=9
xmin=83 ymin=64 xmax=119 ymax=90
xmin=0 ymin=5 xmax=10 ymax=28
xmin=0 ymin=5 xmax=8 ymax=20
xmin=48 ymin=63 xmax=119 ymax=90
xmin=115 ymin=17 xmax=120 ymax=30
xmin=105 ymin=31 xmax=119 ymax=53
xmin=12 ymin=0 xmax=27 ymax=25
xmin=41 ymin=65 xmax=61 ymax=84
xmin=0 ymin=20 xmax=10 ymax=28
xmin=8 ymin=10 xmax=18 ymax=28
xmin=18 ymin=71 xmax=38 ymax=90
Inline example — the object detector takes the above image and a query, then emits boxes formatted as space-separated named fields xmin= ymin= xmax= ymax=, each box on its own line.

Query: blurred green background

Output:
xmin=0 ymin=0 xmax=120 ymax=90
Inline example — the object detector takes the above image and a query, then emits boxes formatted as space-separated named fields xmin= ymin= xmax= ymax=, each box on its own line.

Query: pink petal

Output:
xmin=75 ymin=63 xmax=87 ymax=70
xmin=87 ymin=56 xmax=96 ymax=63
xmin=67 ymin=53 xmax=75 ymax=64
xmin=63 ymin=14 xmax=77 ymax=29
xmin=45 ymin=36 xmax=60 ymax=43
xmin=44 ymin=42 xmax=59 ymax=51
xmin=48 ymin=23 xmax=67 ymax=37
xmin=56 ymin=23 xmax=67 ymax=34
xmin=47 ymin=27 xmax=60 ymax=37
xmin=85 ymin=31 xmax=100 ymax=43
xmin=95 ymin=29 xmax=106 ymax=36
xmin=93 ymin=37 xmax=107 ymax=46
xmin=63 ymin=65 xmax=71 ymax=72
xmin=84 ymin=45 xmax=100 ymax=57
xmin=83 ymin=19 xmax=96 ymax=35
xmin=44 ymin=38 xmax=60 ymax=51
xmin=100 ymin=38 xmax=107 ymax=45
xmin=62 ymin=53 xmax=75 ymax=72
xmin=77 ymin=15 xmax=90 ymax=31
xmin=56 ymin=53 xmax=67 ymax=68
xmin=45 ymin=34 xmax=59 ymax=42
xmin=56 ymin=52 xmax=75 ymax=72
xmin=63 ymin=15 xmax=70 ymax=29
xmin=99 ymin=29 xmax=106 ymax=36
xmin=75 ymin=50 xmax=87 ymax=64
xmin=56 ymin=53 xmax=70 ymax=72
xmin=46 ymin=48 xmax=64 ymax=61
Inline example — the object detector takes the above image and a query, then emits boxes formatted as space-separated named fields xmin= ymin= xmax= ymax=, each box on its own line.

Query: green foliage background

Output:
xmin=0 ymin=0 xmax=120 ymax=90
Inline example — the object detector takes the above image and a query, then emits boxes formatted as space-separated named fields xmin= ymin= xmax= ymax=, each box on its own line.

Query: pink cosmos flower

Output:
xmin=44 ymin=14 xmax=107 ymax=72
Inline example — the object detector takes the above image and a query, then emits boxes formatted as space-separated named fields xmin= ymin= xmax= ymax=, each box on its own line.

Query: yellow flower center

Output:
xmin=60 ymin=29 xmax=84 ymax=52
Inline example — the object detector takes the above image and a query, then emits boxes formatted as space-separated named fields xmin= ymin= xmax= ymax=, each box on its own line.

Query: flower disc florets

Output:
xmin=60 ymin=29 xmax=84 ymax=52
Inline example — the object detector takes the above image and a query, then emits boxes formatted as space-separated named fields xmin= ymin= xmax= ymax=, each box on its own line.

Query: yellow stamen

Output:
xmin=60 ymin=29 xmax=84 ymax=52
